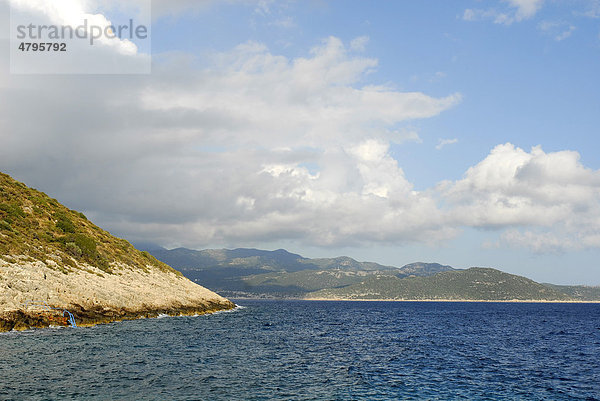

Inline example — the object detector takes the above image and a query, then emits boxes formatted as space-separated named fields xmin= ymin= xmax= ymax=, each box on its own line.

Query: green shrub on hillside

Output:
xmin=55 ymin=213 xmax=76 ymax=233
xmin=0 ymin=219 xmax=13 ymax=232
xmin=28 ymin=195 xmax=48 ymax=208
xmin=1 ymin=171 xmax=175 ymax=276
xmin=0 ymin=202 xmax=25 ymax=222
xmin=70 ymin=234 xmax=97 ymax=259
xmin=58 ymin=233 xmax=111 ymax=272
xmin=65 ymin=242 xmax=83 ymax=258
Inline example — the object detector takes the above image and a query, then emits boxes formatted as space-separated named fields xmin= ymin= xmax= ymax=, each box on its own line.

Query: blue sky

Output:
xmin=149 ymin=0 xmax=600 ymax=187
xmin=151 ymin=0 xmax=600 ymax=283
xmin=2 ymin=0 xmax=600 ymax=284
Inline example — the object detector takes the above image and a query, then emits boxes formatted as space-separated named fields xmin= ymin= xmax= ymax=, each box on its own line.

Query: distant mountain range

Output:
xmin=146 ymin=247 xmax=599 ymax=301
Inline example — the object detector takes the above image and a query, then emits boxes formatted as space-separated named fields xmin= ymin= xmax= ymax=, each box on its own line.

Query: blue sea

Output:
xmin=1 ymin=300 xmax=599 ymax=400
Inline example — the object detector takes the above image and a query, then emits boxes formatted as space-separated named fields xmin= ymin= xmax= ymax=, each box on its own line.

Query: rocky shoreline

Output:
xmin=0 ymin=258 xmax=235 ymax=333
xmin=1 ymin=171 xmax=235 ymax=332
xmin=0 ymin=301 xmax=235 ymax=332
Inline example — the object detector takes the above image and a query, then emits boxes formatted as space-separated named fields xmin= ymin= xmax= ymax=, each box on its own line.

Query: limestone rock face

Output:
xmin=0 ymin=258 xmax=235 ymax=331
xmin=0 ymin=172 xmax=234 ymax=331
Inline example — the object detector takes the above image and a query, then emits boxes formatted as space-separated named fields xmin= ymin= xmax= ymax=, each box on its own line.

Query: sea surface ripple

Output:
xmin=1 ymin=301 xmax=599 ymax=400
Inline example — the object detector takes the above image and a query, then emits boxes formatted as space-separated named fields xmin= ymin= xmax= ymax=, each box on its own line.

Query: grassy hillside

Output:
xmin=0 ymin=172 xmax=176 ymax=276
xmin=1 ymin=172 xmax=234 ymax=331
xmin=308 ymin=268 xmax=573 ymax=301
xmin=236 ymin=262 xmax=456 ymax=297
xmin=241 ymin=269 xmax=381 ymax=295
xmin=543 ymin=284 xmax=600 ymax=301
xmin=399 ymin=262 xmax=454 ymax=277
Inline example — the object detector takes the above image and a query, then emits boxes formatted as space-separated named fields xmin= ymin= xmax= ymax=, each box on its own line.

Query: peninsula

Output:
xmin=0 ymin=172 xmax=234 ymax=332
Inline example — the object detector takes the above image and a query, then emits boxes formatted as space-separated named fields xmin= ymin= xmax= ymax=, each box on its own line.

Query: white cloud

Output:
xmin=350 ymin=36 xmax=369 ymax=52
xmin=555 ymin=25 xmax=576 ymax=40
xmin=441 ymin=143 xmax=600 ymax=251
xmin=506 ymin=0 xmax=544 ymax=20
xmin=538 ymin=21 xmax=576 ymax=41
xmin=0 ymin=1 xmax=8 ymax=39
xmin=141 ymin=37 xmax=460 ymax=149
xmin=431 ymin=71 xmax=446 ymax=82
xmin=580 ymin=0 xmax=600 ymax=18
xmin=500 ymin=227 xmax=600 ymax=253
xmin=254 ymin=0 xmax=273 ymax=15
xmin=463 ymin=0 xmax=544 ymax=25
xmin=0 ymin=36 xmax=460 ymax=248
xmin=1 ymin=8 xmax=598 ymax=254
xmin=7 ymin=0 xmax=141 ymax=55
xmin=4 ymin=0 xmax=266 ymax=24
xmin=269 ymin=16 xmax=295 ymax=28
xmin=499 ymin=229 xmax=577 ymax=253
xmin=436 ymin=138 xmax=458 ymax=150
xmin=463 ymin=8 xmax=510 ymax=25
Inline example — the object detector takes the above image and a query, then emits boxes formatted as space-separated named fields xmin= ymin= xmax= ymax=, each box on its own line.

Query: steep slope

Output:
xmin=0 ymin=172 xmax=234 ymax=331
xmin=307 ymin=268 xmax=573 ymax=301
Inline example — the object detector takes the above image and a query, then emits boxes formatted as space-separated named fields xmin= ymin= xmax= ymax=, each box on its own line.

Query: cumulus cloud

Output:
xmin=1 ymin=1 xmax=598 ymax=253
xmin=0 ymin=35 xmax=460 ymax=248
xmin=7 ymin=0 xmax=142 ymax=55
xmin=440 ymin=143 xmax=600 ymax=251
xmin=141 ymin=37 xmax=460 ymax=149
xmin=5 ymin=0 xmax=151 ymax=73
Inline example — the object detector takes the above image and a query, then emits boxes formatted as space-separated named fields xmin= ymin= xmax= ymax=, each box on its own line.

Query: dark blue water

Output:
xmin=1 ymin=301 xmax=599 ymax=400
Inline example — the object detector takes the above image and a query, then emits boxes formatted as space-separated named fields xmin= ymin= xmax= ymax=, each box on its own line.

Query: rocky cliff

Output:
xmin=0 ymin=172 xmax=234 ymax=332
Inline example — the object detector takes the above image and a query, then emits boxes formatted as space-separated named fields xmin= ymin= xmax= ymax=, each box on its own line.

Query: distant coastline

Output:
xmin=228 ymin=296 xmax=600 ymax=303
xmin=303 ymin=298 xmax=600 ymax=303
xmin=149 ymin=248 xmax=600 ymax=302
